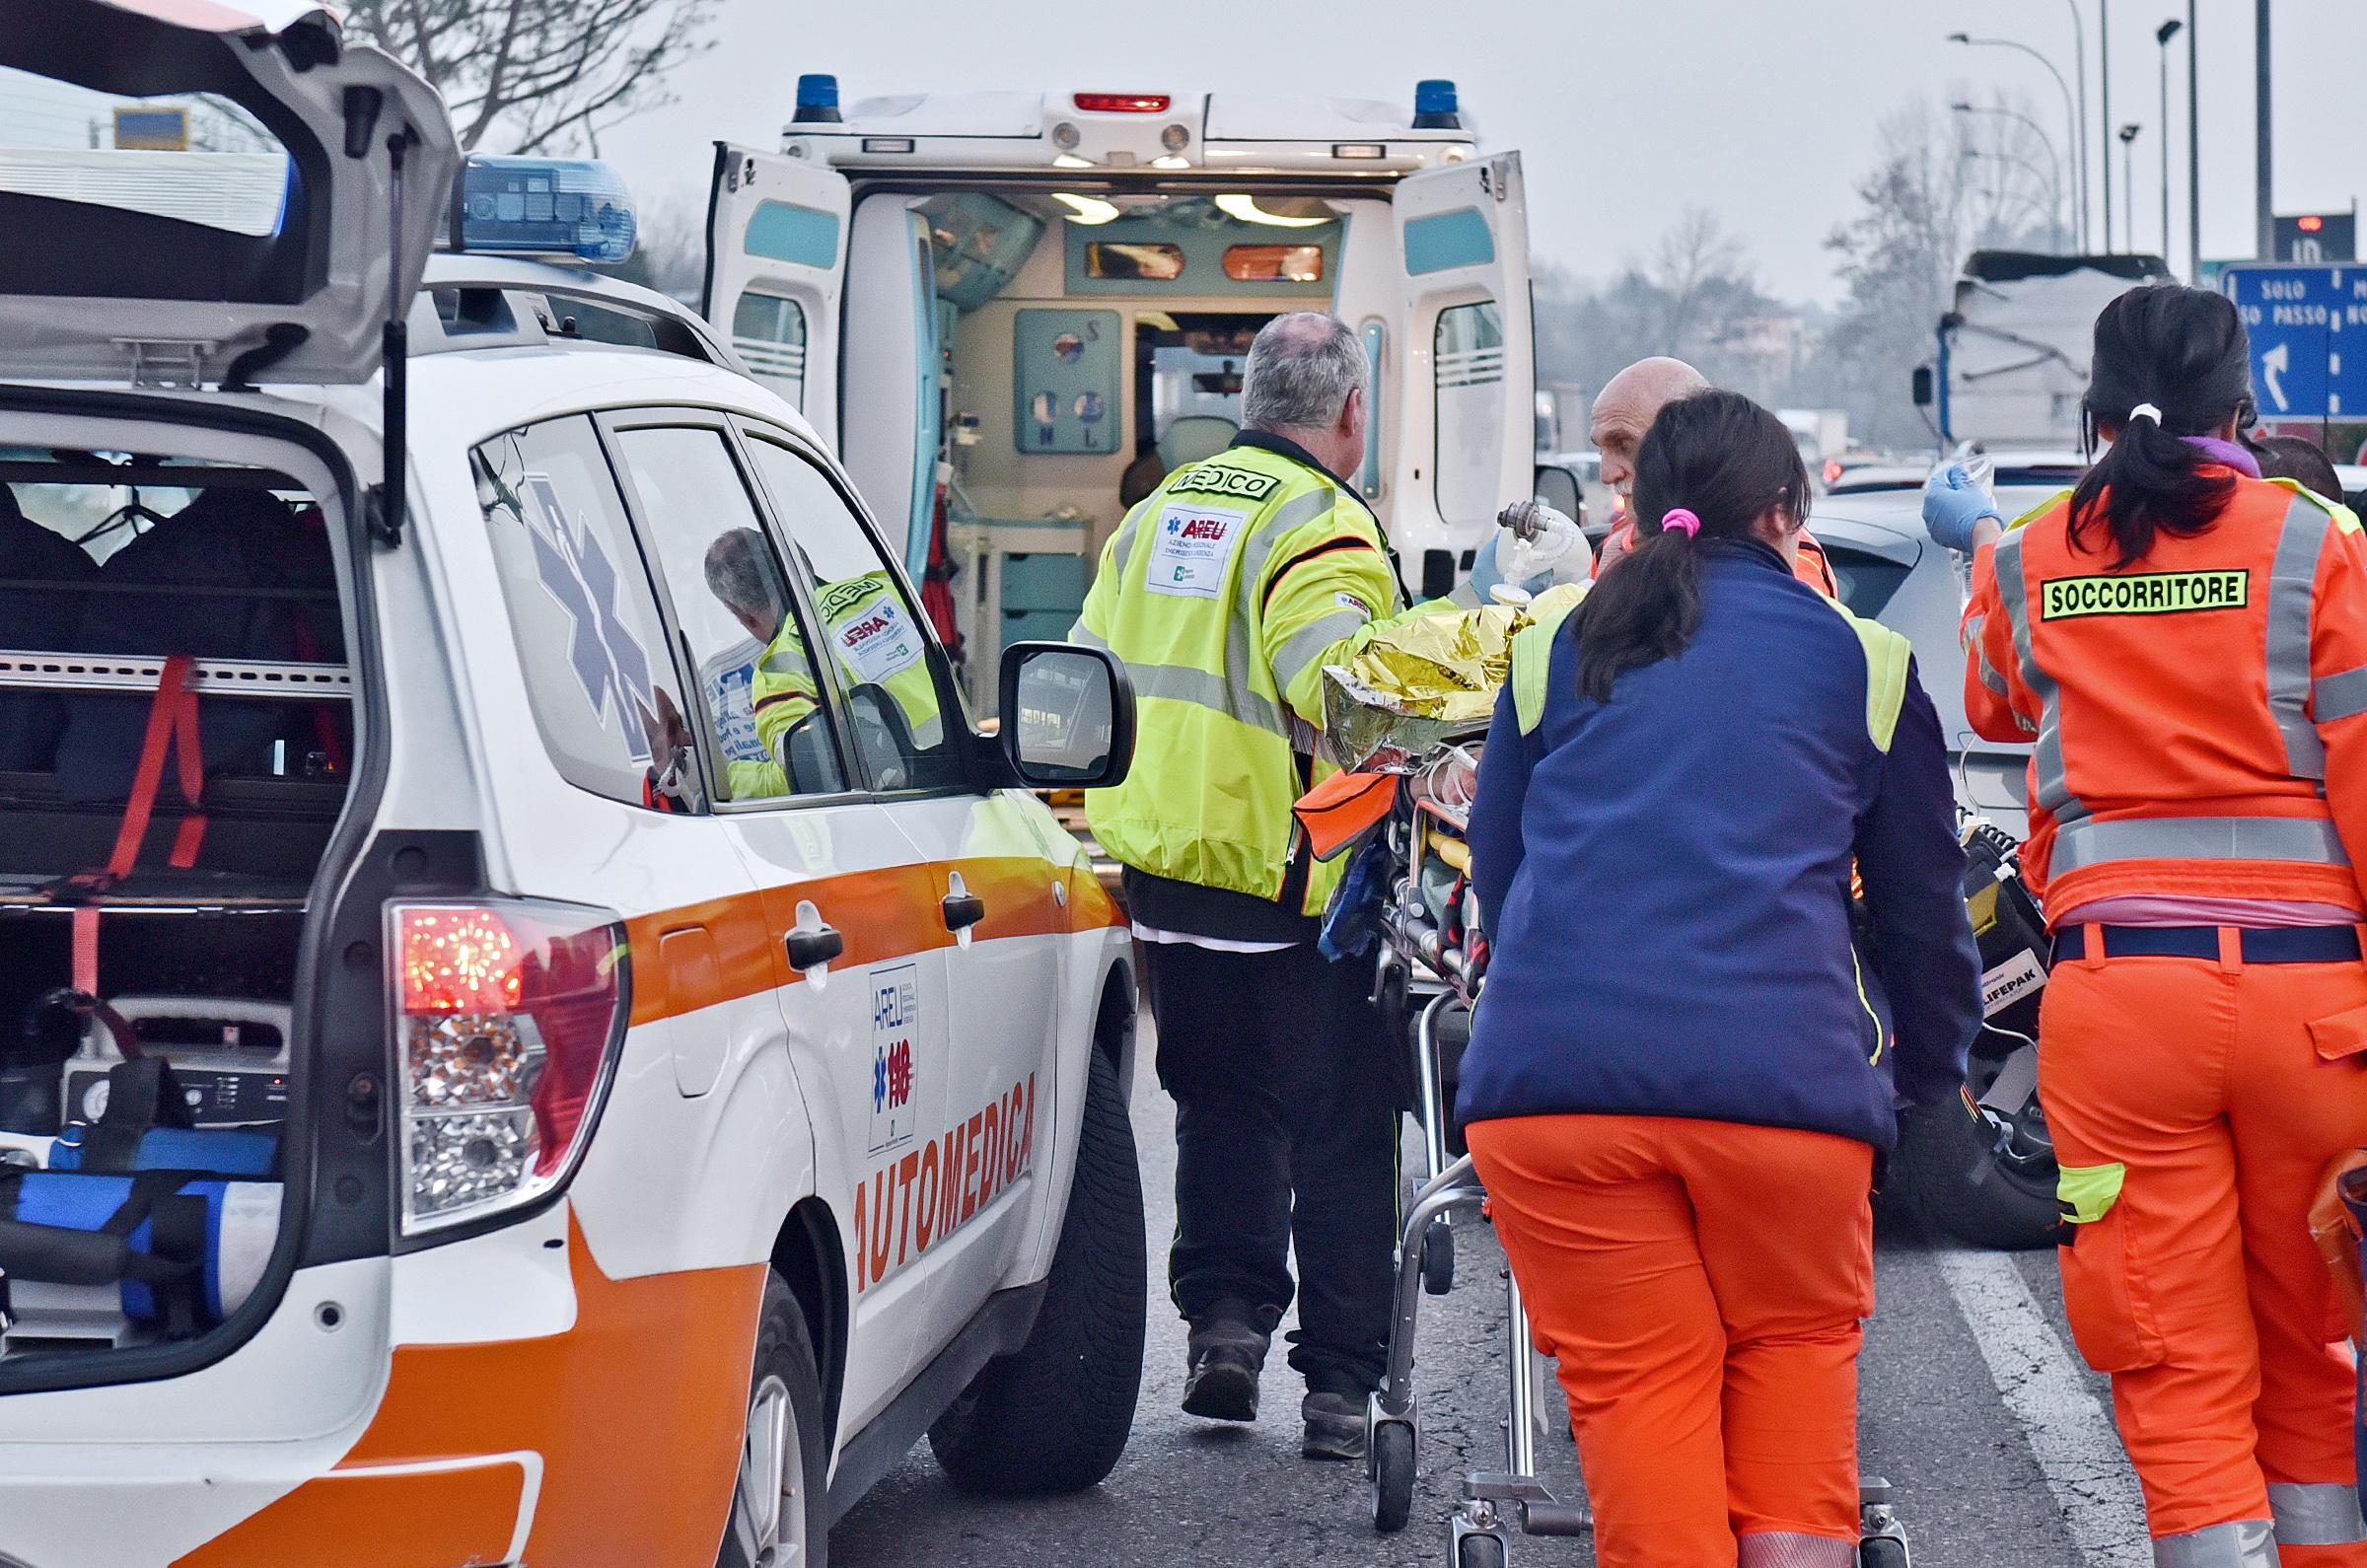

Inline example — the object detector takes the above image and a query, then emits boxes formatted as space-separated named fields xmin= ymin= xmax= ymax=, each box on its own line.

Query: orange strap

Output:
xmin=70 ymin=655 xmax=206 ymax=995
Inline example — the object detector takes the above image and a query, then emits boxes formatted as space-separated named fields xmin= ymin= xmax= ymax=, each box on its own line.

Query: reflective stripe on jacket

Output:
xmin=1074 ymin=434 xmax=1415 ymax=915
xmin=1962 ymin=474 xmax=2367 ymax=910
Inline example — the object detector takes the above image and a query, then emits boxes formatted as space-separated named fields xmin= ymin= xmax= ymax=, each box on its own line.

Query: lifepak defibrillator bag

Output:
xmin=0 ymin=489 xmax=98 ymax=771
xmin=1963 ymin=820 xmax=2049 ymax=1038
xmin=53 ymin=489 xmax=337 ymax=801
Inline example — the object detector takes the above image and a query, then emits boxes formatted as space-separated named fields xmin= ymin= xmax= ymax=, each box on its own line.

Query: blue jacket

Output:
xmin=1459 ymin=539 xmax=1978 ymax=1150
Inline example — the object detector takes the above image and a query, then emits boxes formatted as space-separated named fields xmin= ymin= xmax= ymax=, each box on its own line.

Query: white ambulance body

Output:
xmin=704 ymin=80 xmax=1538 ymax=705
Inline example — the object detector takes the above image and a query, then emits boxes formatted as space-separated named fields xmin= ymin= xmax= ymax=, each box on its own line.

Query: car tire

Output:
xmin=1894 ymin=1091 xmax=2060 ymax=1251
xmin=718 ymin=1271 xmax=829 ymax=1568
xmin=927 ymin=1045 xmax=1147 ymax=1494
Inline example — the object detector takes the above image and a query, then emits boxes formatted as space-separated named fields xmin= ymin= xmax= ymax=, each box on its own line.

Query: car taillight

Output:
xmin=1073 ymin=93 xmax=1169 ymax=113
xmin=390 ymin=899 xmax=628 ymax=1236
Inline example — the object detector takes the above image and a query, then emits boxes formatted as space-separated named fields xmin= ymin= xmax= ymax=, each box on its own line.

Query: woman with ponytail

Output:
xmin=1948 ymin=283 xmax=2367 ymax=1566
xmin=1459 ymin=390 xmax=1980 ymax=1567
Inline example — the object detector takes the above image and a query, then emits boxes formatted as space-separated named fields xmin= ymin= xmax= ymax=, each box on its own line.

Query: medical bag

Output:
xmin=0 ymin=1169 xmax=279 ymax=1334
xmin=1962 ymin=820 xmax=2048 ymax=1038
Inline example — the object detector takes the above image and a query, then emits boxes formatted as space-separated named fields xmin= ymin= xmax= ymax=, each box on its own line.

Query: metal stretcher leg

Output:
xmin=1415 ymin=995 xmax=1457 ymax=1295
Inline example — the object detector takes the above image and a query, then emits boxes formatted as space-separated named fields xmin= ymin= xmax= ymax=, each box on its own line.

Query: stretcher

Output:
xmin=1351 ymin=745 xmax=1912 ymax=1567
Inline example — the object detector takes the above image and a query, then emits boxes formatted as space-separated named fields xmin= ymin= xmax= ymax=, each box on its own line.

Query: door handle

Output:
xmin=942 ymin=891 xmax=986 ymax=932
xmin=784 ymin=923 xmax=844 ymax=971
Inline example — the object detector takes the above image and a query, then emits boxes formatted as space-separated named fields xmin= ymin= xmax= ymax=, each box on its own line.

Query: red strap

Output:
xmin=290 ymin=619 xmax=345 ymax=776
xmin=72 ymin=655 xmax=205 ymax=994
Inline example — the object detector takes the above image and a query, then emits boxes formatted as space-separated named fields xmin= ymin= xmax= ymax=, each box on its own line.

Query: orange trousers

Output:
xmin=1467 ymin=1113 xmax=1874 ymax=1568
xmin=2044 ymin=941 xmax=2367 ymax=1565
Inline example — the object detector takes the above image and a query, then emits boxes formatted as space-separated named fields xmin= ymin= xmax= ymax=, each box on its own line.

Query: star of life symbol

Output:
xmin=523 ymin=473 xmax=659 ymax=765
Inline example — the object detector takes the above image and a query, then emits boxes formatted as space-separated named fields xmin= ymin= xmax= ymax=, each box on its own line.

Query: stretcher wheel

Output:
xmin=1370 ymin=1421 xmax=1415 ymax=1532
xmin=1457 ymin=1534 xmax=1507 ymax=1568
xmin=1421 ymin=1217 xmax=1456 ymax=1296
xmin=1858 ymin=1536 xmax=1909 ymax=1568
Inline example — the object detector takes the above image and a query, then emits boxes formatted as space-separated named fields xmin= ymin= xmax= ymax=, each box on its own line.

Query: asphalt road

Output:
xmin=835 ymin=1049 xmax=2145 ymax=1568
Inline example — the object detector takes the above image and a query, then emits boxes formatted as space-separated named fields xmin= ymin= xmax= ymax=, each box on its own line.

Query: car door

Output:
xmin=1392 ymin=153 xmax=1537 ymax=595
xmin=704 ymin=144 xmax=850 ymax=444
xmin=599 ymin=409 xmax=955 ymax=1431
xmin=735 ymin=422 xmax=1063 ymax=1340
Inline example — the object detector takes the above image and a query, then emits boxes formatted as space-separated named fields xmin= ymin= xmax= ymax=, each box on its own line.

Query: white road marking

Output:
xmin=1935 ymin=1248 xmax=2152 ymax=1568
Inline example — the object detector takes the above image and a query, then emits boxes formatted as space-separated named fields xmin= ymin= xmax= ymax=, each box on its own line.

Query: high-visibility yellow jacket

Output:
xmin=749 ymin=570 xmax=945 ymax=794
xmin=1074 ymin=433 xmax=1435 ymax=916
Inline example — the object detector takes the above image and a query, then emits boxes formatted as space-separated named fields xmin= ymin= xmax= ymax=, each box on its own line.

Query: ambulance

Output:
xmin=0 ymin=4 xmax=1146 ymax=1564
xmin=703 ymin=76 xmax=1539 ymax=705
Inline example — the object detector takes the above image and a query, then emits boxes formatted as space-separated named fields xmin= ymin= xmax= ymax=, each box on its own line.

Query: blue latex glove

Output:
xmin=1922 ymin=463 xmax=2002 ymax=553
xmin=1465 ymin=530 xmax=1551 ymax=602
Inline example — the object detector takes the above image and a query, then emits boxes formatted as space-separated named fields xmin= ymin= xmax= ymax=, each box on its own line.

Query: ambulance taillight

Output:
xmin=1073 ymin=93 xmax=1171 ymax=113
xmin=390 ymin=899 xmax=628 ymax=1237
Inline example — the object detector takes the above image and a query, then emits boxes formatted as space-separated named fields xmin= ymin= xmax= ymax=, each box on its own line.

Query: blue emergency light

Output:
xmin=449 ymin=157 xmax=637 ymax=264
xmin=1412 ymin=79 xmax=1462 ymax=129
xmin=794 ymin=73 xmax=843 ymax=123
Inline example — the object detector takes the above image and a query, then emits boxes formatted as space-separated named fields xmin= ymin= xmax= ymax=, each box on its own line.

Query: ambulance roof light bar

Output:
xmin=794 ymin=73 xmax=842 ymax=123
xmin=446 ymin=157 xmax=637 ymax=265
xmin=1412 ymin=79 xmax=1461 ymax=129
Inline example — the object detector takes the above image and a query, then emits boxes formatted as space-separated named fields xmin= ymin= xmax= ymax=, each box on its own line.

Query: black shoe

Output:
xmin=1182 ymin=1308 xmax=1270 ymax=1423
xmin=1300 ymin=1389 xmax=1367 ymax=1461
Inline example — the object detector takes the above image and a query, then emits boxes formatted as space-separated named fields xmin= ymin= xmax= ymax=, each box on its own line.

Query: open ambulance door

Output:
xmin=1391 ymin=153 xmax=1535 ymax=599
xmin=704 ymin=143 xmax=850 ymax=446
xmin=837 ymin=196 xmax=943 ymax=578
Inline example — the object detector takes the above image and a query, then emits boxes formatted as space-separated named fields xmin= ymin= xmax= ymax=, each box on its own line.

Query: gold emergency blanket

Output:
xmin=1320 ymin=584 xmax=1587 ymax=772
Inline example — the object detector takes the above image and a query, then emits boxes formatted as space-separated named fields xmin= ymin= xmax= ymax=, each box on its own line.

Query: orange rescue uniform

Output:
xmin=1964 ymin=474 xmax=2367 ymax=1565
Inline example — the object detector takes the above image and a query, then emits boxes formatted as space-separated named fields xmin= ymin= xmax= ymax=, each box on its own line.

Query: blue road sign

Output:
xmin=2222 ymin=263 xmax=2367 ymax=421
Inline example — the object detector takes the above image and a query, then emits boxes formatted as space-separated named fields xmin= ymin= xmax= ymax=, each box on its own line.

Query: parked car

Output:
xmin=0 ymin=6 xmax=1145 ymax=1563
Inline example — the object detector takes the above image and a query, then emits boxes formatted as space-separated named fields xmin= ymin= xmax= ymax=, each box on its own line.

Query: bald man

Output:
xmin=1591 ymin=357 xmax=1836 ymax=595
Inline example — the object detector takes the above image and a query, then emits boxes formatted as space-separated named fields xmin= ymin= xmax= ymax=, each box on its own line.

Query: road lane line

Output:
xmin=1935 ymin=1247 xmax=2151 ymax=1568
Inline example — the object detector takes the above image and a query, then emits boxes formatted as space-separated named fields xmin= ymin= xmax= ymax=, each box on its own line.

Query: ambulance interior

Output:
xmin=0 ymin=455 xmax=348 ymax=1363
xmin=724 ymin=180 xmax=1400 ymax=710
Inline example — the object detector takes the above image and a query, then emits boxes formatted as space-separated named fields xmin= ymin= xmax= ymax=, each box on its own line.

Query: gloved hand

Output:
xmin=1466 ymin=530 xmax=1551 ymax=602
xmin=1922 ymin=463 xmax=2002 ymax=553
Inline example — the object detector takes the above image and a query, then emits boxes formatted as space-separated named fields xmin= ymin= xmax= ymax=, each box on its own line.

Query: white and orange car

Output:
xmin=0 ymin=5 xmax=1145 ymax=1564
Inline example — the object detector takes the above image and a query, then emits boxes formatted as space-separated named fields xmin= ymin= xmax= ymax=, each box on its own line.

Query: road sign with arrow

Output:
xmin=2222 ymin=263 xmax=2367 ymax=421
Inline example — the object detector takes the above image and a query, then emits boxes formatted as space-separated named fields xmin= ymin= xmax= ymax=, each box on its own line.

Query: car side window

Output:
xmin=606 ymin=423 xmax=848 ymax=804
xmin=740 ymin=432 xmax=967 ymax=793
xmin=472 ymin=414 xmax=701 ymax=812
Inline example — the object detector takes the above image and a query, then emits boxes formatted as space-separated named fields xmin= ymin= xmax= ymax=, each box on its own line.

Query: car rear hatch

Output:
xmin=0 ymin=0 xmax=459 ymax=388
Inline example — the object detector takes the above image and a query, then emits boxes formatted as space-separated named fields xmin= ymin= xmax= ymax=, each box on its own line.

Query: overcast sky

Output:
xmin=595 ymin=0 xmax=2366 ymax=304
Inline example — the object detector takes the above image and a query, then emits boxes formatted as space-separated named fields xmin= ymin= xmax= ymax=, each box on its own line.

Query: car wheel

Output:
xmin=718 ymin=1272 xmax=828 ymax=1568
xmin=927 ymin=1045 xmax=1147 ymax=1494
xmin=1894 ymin=1087 xmax=2060 ymax=1251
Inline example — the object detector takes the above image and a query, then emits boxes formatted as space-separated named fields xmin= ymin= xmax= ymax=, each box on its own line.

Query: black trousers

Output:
xmin=1142 ymin=938 xmax=1399 ymax=1391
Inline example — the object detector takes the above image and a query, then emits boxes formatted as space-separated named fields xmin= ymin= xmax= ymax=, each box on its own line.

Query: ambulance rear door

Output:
xmin=703 ymin=143 xmax=850 ymax=446
xmin=1391 ymin=153 xmax=1535 ymax=598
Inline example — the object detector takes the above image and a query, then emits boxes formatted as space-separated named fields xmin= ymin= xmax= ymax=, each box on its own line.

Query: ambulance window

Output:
xmin=472 ymin=416 xmax=702 ymax=812
xmin=730 ymin=291 xmax=809 ymax=408
xmin=1434 ymin=302 xmax=1508 ymax=529
xmin=608 ymin=424 xmax=847 ymax=804
xmin=739 ymin=433 xmax=968 ymax=795
xmin=1222 ymin=245 xmax=1325 ymax=284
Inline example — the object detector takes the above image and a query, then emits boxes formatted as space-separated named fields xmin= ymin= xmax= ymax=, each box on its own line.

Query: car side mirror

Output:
xmin=1911 ymin=366 xmax=1935 ymax=408
xmin=998 ymin=642 xmax=1135 ymax=790
xmin=1533 ymin=463 xmax=1584 ymax=526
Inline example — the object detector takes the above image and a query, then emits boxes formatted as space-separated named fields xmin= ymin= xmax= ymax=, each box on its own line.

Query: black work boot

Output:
xmin=1300 ymin=1370 xmax=1372 ymax=1461
xmin=1182 ymin=1302 xmax=1270 ymax=1423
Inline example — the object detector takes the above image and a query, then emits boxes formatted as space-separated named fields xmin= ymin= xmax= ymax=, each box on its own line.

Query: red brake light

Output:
xmin=1074 ymin=93 xmax=1170 ymax=113
xmin=392 ymin=900 xmax=627 ymax=1234
xmin=2301 ymin=214 xmax=2326 ymax=232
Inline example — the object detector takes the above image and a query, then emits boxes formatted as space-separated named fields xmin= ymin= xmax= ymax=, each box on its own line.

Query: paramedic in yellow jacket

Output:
xmin=1072 ymin=311 xmax=1442 ymax=1461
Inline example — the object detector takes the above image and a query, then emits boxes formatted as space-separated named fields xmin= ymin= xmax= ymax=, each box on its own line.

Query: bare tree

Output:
xmin=1649 ymin=208 xmax=1753 ymax=355
xmin=346 ymin=0 xmax=717 ymax=154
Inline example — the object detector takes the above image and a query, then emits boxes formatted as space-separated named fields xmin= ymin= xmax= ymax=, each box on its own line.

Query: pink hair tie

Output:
xmin=1660 ymin=508 xmax=1702 ymax=539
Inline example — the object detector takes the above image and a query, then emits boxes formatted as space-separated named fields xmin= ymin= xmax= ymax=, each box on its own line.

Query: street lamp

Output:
xmin=1954 ymin=106 xmax=2069 ymax=248
xmin=2061 ymin=0 xmax=2094 ymax=256
xmin=2156 ymin=18 xmax=2183 ymax=263
xmin=2118 ymin=123 xmax=2142 ymax=254
xmin=1949 ymin=32 xmax=2088 ymax=249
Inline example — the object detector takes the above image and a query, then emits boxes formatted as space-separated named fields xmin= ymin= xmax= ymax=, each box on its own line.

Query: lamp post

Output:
xmin=2257 ymin=0 xmax=2273 ymax=258
xmin=2100 ymin=0 xmax=2115 ymax=249
xmin=2157 ymin=19 xmax=2183 ymax=261
xmin=2188 ymin=0 xmax=2201 ymax=278
xmin=2062 ymin=0 xmax=2095 ymax=253
xmin=1949 ymin=33 xmax=2088 ymax=249
xmin=1954 ymin=105 xmax=2070 ymax=249
xmin=2118 ymin=123 xmax=2142 ymax=253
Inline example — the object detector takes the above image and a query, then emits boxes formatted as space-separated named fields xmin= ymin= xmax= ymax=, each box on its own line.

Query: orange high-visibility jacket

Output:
xmin=1963 ymin=475 xmax=2367 ymax=912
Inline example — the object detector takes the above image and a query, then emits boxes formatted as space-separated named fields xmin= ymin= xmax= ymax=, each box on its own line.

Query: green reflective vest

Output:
xmin=1074 ymin=441 xmax=1422 ymax=915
